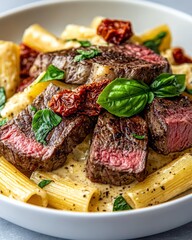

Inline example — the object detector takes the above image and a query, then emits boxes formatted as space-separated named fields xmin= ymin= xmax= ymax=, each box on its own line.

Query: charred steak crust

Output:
xmin=0 ymin=84 xmax=93 ymax=172
xmin=145 ymin=96 xmax=192 ymax=154
xmin=30 ymin=43 xmax=171 ymax=85
xmin=86 ymin=112 xmax=148 ymax=186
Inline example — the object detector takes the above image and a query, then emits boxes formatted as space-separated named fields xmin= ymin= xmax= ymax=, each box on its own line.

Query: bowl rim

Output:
xmin=0 ymin=190 xmax=191 ymax=218
xmin=0 ymin=0 xmax=192 ymax=23
xmin=0 ymin=0 xmax=192 ymax=218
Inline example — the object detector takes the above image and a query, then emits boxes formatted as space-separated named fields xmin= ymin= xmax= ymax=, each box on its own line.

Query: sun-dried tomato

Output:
xmin=49 ymin=79 xmax=110 ymax=117
xmin=20 ymin=43 xmax=39 ymax=79
xmin=17 ymin=44 xmax=39 ymax=92
xmin=49 ymin=88 xmax=86 ymax=117
xmin=172 ymin=47 xmax=192 ymax=64
xmin=79 ymin=80 xmax=110 ymax=116
xmin=97 ymin=19 xmax=133 ymax=45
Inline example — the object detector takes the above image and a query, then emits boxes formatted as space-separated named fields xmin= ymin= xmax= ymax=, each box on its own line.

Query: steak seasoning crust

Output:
xmin=0 ymin=84 xmax=93 ymax=172
xmin=30 ymin=43 xmax=171 ymax=85
xmin=86 ymin=112 xmax=148 ymax=186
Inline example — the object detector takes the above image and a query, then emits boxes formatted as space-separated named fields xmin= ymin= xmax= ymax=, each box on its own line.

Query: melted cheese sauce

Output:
xmin=53 ymin=135 xmax=192 ymax=212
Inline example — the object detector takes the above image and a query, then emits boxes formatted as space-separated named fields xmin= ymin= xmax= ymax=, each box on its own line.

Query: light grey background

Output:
xmin=0 ymin=0 xmax=192 ymax=239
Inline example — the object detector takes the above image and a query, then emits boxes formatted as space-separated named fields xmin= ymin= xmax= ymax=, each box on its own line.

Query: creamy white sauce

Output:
xmin=53 ymin=135 xmax=192 ymax=212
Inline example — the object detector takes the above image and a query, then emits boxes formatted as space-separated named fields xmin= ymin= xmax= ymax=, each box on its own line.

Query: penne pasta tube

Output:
xmin=60 ymin=24 xmax=106 ymax=46
xmin=0 ymin=91 xmax=33 ymax=119
xmin=0 ymin=41 xmax=20 ymax=98
xmin=0 ymin=157 xmax=48 ymax=207
xmin=139 ymin=24 xmax=172 ymax=51
xmin=90 ymin=16 xmax=104 ymax=29
xmin=22 ymin=24 xmax=67 ymax=52
xmin=61 ymin=24 xmax=96 ymax=40
xmin=125 ymin=153 xmax=192 ymax=208
xmin=31 ymin=171 xmax=100 ymax=212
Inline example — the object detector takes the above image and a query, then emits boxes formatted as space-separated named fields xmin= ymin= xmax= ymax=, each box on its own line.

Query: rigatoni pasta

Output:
xmin=31 ymin=171 xmax=100 ymax=212
xmin=0 ymin=41 xmax=20 ymax=98
xmin=0 ymin=157 xmax=48 ymax=207
xmin=125 ymin=153 xmax=192 ymax=209
xmin=22 ymin=24 xmax=68 ymax=52
xmin=0 ymin=16 xmax=192 ymax=213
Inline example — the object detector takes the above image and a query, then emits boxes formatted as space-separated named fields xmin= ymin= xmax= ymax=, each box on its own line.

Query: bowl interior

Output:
xmin=0 ymin=1 xmax=192 ymax=239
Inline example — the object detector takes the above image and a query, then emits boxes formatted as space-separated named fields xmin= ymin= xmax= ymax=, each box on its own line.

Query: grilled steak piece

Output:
xmin=0 ymin=84 xmax=93 ymax=172
xmin=145 ymin=96 xmax=192 ymax=154
xmin=86 ymin=112 xmax=148 ymax=186
xmin=30 ymin=43 xmax=171 ymax=85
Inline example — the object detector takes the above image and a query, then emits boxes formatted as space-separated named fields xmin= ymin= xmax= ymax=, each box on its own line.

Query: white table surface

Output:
xmin=0 ymin=0 xmax=192 ymax=239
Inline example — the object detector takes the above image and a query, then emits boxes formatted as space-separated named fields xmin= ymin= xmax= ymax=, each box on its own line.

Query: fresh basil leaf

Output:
xmin=150 ymin=73 xmax=186 ymax=97
xmin=97 ymin=74 xmax=185 ymax=118
xmin=97 ymin=78 xmax=151 ymax=117
xmin=156 ymin=31 xmax=167 ymax=39
xmin=186 ymin=89 xmax=192 ymax=95
xmin=0 ymin=118 xmax=8 ymax=127
xmin=38 ymin=179 xmax=52 ymax=188
xmin=74 ymin=48 xmax=101 ymax=62
xmin=78 ymin=40 xmax=92 ymax=47
xmin=30 ymin=105 xmax=37 ymax=113
xmin=143 ymin=31 xmax=167 ymax=54
xmin=132 ymin=133 xmax=145 ymax=140
xmin=148 ymin=91 xmax=155 ymax=104
xmin=0 ymin=87 xmax=6 ymax=111
xmin=143 ymin=40 xmax=159 ymax=53
xmin=113 ymin=196 xmax=132 ymax=211
xmin=32 ymin=109 xmax=62 ymax=145
xmin=38 ymin=65 xmax=65 ymax=83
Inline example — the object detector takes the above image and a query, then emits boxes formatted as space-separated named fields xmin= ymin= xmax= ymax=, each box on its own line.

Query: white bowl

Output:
xmin=0 ymin=0 xmax=192 ymax=239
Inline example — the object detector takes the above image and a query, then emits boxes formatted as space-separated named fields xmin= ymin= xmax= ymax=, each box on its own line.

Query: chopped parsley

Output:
xmin=113 ymin=195 xmax=132 ymax=211
xmin=0 ymin=118 xmax=8 ymax=126
xmin=132 ymin=133 xmax=146 ymax=140
xmin=30 ymin=105 xmax=37 ymax=113
xmin=74 ymin=48 xmax=101 ymax=62
xmin=38 ymin=179 xmax=53 ymax=188
xmin=0 ymin=87 xmax=6 ymax=111
xmin=66 ymin=39 xmax=91 ymax=47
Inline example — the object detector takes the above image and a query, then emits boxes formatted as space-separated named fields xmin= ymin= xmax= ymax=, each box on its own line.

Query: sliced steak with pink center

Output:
xmin=145 ymin=96 xmax=192 ymax=154
xmin=86 ymin=112 xmax=148 ymax=186
xmin=0 ymin=84 xmax=93 ymax=172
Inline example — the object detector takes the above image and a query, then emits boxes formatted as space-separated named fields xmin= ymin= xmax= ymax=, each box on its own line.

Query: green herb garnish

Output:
xmin=66 ymin=39 xmax=91 ymax=47
xmin=30 ymin=105 xmax=37 ymax=113
xmin=187 ymin=89 xmax=192 ymax=95
xmin=150 ymin=73 xmax=186 ymax=97
xmin=143 ymin=31 xmax=167 ymax=54
xmin=97 ymin=78 xmax=153 ymax=117
xmin=97 ymin=73 xmax=185 ymax=118
xmin=78 ymin=40 xmax=92 ymax=47
xmin=132 ymin=133 xmax=145 ymax=140
xmin=0 ymin=118 xmax=8 ymax=127
xmin=74 ymin=48 xmax=101 ymax=62
xmin=38 ymin=179 xmax=52 ymax=188
xmin=32 ymin=109 xmax=62 ymax=145
xmin=0 ymin=87 xmax=6 ymax=111
xmin=38 ymin=65 xmax=65 ymax=83
xmin=113 ymin=196 xmax=132 ymax=211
